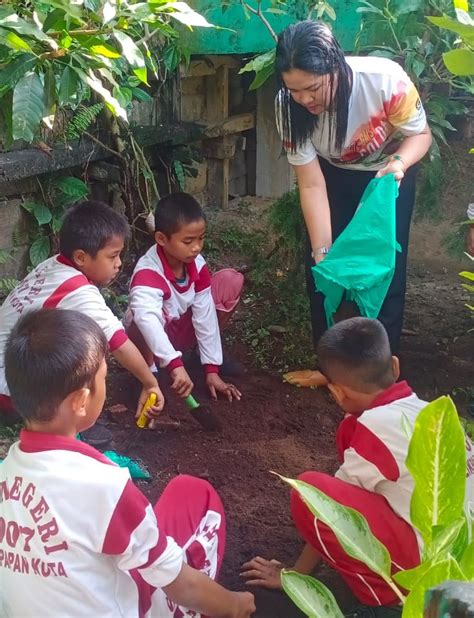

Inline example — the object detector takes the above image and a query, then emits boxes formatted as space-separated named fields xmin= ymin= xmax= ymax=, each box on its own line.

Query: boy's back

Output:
xmin=1 ymin=430 xmax=183 ymax=617
xmin=0 ymin=256 xmax=125 ymax=397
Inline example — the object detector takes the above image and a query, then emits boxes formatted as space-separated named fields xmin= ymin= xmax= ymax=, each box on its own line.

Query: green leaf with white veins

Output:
xmin=114 ymin=31 xmax=147 ymax=85
xmin=406 ymin=396 xmax=466 ymax=548
xmin=281 ymin=570 xmax=344 ymax=618
xmin=276 ymin=475 xmax=398 ymax=591
xmin=13 ymin=71 xmax=44 ymax=142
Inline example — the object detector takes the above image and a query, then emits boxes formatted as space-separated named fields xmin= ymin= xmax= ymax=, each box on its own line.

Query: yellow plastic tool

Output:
xmin=136 ymin=393 xmax=157 ymax=429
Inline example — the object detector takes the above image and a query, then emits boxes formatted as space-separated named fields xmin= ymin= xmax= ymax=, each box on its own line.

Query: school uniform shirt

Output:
xmin=0 ymin=431 xmax=184 ymax=618
xmin=276 ymin=56 xmax=427 ymax=171
xmin=335 ymin=381 xmax=474 ymax=547
xmin=0 ymin=255 xmax=128 ymax=397
xmin=127 ymin=245 xmax=222 ymax=373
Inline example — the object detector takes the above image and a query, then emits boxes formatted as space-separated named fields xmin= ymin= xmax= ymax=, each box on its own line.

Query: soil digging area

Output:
xmin=104 ymin=186 xmax=473 ymax=616
xmin=1 ymin=141 xmax=472 ymax=617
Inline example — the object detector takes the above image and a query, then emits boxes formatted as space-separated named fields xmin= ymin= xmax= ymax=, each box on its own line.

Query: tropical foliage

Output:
xmin=279 ymin=396 xmax=474 ymax=617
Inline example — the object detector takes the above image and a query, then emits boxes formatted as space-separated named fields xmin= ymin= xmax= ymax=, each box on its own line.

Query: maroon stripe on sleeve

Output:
xmin=102 ymin=480 xmax=155 ymax=555
xmin=131 ymin=269 xmax=171 ymax=300
xmin=43 ymin=274 xmax=89 ymax=308
xmin=351 ymin=423 xmax=400 ymax=481
xmin=194 ymin=264 xmax=211 ymax=293
xmin=109 ymin=329 xmax=129 ymax=351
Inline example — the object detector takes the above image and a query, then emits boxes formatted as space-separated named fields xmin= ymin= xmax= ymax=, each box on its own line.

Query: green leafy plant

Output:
xmin=278 ymin=396 xmax=474 ymax=617
xmin=0 ymin=1 xmax=212 ymax=143
xmin=21 ymin=176 xmax=88 ymax=266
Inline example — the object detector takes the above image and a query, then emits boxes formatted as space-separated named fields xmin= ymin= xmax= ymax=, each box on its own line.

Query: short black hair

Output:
xmin=59 ymin=200 xmax=130 ymax=259
xmin=317 ymin=317 xmax=395 ymax=392
xmin=5 ymin=309 xmax=107 ymax=423
xmin=154 ymin=192 xmax=205 ymax=237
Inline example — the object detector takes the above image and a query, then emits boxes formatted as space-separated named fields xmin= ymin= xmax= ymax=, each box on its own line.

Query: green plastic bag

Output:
xmin=312 ymin=174 xmax=401 ymax=326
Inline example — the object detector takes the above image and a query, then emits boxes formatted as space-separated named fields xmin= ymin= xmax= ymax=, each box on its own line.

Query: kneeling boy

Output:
xmin=241 ymin=317 xmax=474 ymax=616
xmin=0 ymin=308 xmax=255 ymax=618
xmin=126 ymin=192 xmax=244 ymax=403
xmin=0 ymin=201 xmax=163 ymax=438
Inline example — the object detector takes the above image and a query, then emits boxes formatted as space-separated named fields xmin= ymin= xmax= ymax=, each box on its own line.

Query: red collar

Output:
xmin=156 ymin=245 xmax=199 ymax=288
xmin=56 ymin=254 xmax=78 ymax=269
xmin=19 ymin=429 xmax=113 ymax=466
xmin=56 ymin=254 xmax=94 ymax=285
xmin=366 ymin=380 xmax=413 ymax=411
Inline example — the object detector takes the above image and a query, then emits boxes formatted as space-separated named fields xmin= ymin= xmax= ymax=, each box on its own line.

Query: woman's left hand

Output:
xmin=376 ymin=157 xmax=405 ymax=181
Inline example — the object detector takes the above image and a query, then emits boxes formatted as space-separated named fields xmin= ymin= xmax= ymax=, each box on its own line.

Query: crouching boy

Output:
xmin=0 ymin=201 xmax=163 ymax=443
xmin=126 ymin=192 xmax=244 ymax=403
xmin=0 ymin=308 xmax=255 ymax=618
xmin=241 ymin=317 xmax=474 ymax=617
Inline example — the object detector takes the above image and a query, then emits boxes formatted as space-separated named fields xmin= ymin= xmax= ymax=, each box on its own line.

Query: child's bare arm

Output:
xmin=112 ymin=339 xmax=164 ymax=416
xmin=163 ymin=563 xmax=255 ymax=617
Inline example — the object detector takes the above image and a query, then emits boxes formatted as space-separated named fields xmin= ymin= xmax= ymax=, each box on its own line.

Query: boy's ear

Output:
xmin=68 ymin=387 xmax=90 ymax=418
xmin=392 ymin=355 xmax=400 ymax=381
xmin=327 ymin=382 xmax=346 ymax=406
xmin=154 ymin=231 xmax=167 ymax=246
xmin=71 ymin=249 xmax=87 ymax=268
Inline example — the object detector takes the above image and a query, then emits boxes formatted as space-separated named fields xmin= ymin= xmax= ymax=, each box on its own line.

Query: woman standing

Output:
xmin=275 ymin=21 xmax=432 ymax=385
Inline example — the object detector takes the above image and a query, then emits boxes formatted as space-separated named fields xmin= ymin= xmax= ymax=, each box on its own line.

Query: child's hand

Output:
xmin=240 ymin=556 xmax=284 ymax=590
xmin=136 ymin=385 xmax=165 ymax=420
xmin=227 ymin=591 xmax=256 ymax=617
xmin=170 ymin=366 xmax=194 ymax=398
xmin=206 ymin=373 xmax=241 ymax=401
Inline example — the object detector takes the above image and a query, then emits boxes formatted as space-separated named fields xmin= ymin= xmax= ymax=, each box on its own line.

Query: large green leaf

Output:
xmin=443 ymin=49 xmax=474 ymax=76
xmin=427 ymin=15 xmax=474 ymax=46
xmin=277 ymin=476 xmax=397 ymax=588
xmin=0 ymin=54 xmax=36 ymax=97
xmin=426 ymin=518 xmax=468 ymax=561
xmin=0 ymin=27 xmax=33 ymax=53
xmin=71 ymin=66 xmax=127 ymax=121
xmin=29 ymin=235 xmax=51 ymax=266
xmin=22 ymin=201 xmax=52 ymax=226
xmin=401 ymin=558 xmax=466 ymax=617
xmin=167 ymin=2 xmax=214 ymax=28
xmin=114 ymin=31 xmax=147 ymax=85
xmin=406 ymin=397 xmax=466 ymax=548
xmin=0 ymin=13 xmax=58 ymax=49
xmin=12 ymin=71 xmax=44 ymax=142
xmin=43 ymin=65 xmax=56 ymax=129
xmin=54 ymin=177 xmax=89 ymax=203
xmin=58 ymin=66 xmax=79 ymax=106
xmin=281 ymin=570 xmax=344 ymax=618
xmin=459 ymin=540 xmax=474 ymax=578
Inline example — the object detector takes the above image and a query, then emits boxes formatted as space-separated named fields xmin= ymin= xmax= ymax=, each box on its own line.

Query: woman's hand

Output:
xmin=240 ymin=557 xmax=284 ymax=590
xmin=375 ymin=157 xmax=405 ymax=181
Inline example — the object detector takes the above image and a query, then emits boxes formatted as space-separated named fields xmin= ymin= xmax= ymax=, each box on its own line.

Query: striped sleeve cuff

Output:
xmin=108 ymin=329 xmax=129 ymax=352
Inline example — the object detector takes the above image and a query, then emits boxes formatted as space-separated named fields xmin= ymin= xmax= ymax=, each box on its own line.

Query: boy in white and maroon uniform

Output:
xmin=242 ymin=318 xmax=474 ymax=617
xmin=0 ymin=201 xmax=163 ymax=439
xmin=126 ymin=192 xmax=244 ymax=404
xmin=0 ymin=308 xmax=255 ymax=618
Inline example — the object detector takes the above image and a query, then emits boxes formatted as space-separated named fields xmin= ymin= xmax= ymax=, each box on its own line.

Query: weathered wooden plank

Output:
xmin=203 ymin=113 xmax=255 ymax=139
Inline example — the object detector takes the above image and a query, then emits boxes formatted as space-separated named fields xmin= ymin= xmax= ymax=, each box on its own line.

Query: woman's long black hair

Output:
xmin=275 ymin=20 xmax=352 ymax=153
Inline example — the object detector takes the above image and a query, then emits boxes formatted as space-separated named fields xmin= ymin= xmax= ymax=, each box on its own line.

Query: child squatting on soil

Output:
xmin=241 ymin=317 xmax=474 ymax=617
xmin=0 ymin=201 xmax=163 ymax=445
xmin=0 ymin=308 xmax=256 ymax=618
xmin=125 ymin=192 xmax=244 ymax=410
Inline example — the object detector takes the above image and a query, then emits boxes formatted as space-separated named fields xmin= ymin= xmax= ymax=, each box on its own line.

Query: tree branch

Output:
xmin=240 ymin=0 xmax=278 ymax=42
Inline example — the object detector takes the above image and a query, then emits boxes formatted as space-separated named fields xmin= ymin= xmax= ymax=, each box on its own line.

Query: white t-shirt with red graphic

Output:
xmin=277 ymin=56 xmax=427 ymax=171
xmin=0 ymin=255 xmax=128 ymax=397
xmin=335 ymin=382 xmax=474 ymax=549
xmin=0 ymin=431 xmax=184 ymax=618
xmin=126 ymin=245 xmax=222 ymax=373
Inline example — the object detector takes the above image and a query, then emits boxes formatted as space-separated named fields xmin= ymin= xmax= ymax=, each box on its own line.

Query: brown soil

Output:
xmin=104 ymin=139 xmax=473 ymax=616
